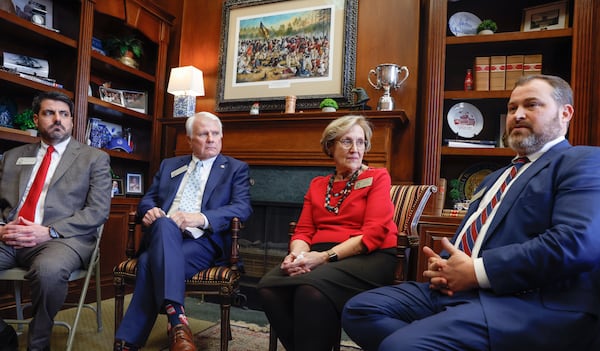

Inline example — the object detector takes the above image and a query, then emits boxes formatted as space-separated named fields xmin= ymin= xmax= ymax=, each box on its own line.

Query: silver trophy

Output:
xmin=368 ymin=64 xmax=409 ymax=111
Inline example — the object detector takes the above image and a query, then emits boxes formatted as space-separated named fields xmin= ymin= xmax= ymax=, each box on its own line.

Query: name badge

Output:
xmin=354 ymin=177 xmax=373 ymax=189
xmin=16 ymin=157 xmax=37 ymax=165
xmin=170 ymin=165 xmax=188 ymax=178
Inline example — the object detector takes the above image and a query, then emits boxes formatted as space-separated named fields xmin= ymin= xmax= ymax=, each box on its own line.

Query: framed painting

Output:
xmin=216 ymin=0 xmax=358 ymax=112
xmin=521 ymin=1 xmax=568 ymax=32
xmin=111 ymin=179 xmax=124 ymax=198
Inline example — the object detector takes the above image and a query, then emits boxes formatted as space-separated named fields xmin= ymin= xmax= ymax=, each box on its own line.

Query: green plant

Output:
xmin=13 ymin=109 xmax=35 ymax=130
xmin=477 ymin=19 xmax=498 ymax=33
xmin=319 ymin=98 xmax=338 ymax=109
xmin=448 ymin=179 xmax=462 ymax=202
xmin=104 ymin=35 xmax=144 ymax=59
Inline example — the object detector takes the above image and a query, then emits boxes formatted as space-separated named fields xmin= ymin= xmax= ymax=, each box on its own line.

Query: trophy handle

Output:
xmin=395 ymin=66 xmax=410 ymax=88
xmin=368 ymin=69 xmax=379 ymax=89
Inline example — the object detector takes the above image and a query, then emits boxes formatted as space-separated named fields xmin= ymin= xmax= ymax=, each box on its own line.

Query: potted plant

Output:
xmin=319 ymin=98 xmax=338 ymax=112
xmin=104 ymin=35 xmax=144 ymax=68
xmin=13 ymin=109 xmax=37 ymax=136
xmin=477 ymin=19 xmax=497 ymax=35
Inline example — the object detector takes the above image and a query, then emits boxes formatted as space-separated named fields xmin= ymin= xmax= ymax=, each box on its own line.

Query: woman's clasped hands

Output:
xmin=281 ymin=250 xmax=326 ymax=276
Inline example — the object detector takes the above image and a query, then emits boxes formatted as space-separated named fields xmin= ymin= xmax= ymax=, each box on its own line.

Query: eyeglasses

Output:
xmin=337 ymin=138 xmax=367 ymax=150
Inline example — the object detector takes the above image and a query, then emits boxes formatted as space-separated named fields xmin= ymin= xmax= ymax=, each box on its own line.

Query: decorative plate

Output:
xmin=458 ymin=163 xmax=498 ymax=201
xmin=448 ymin=12 xmax=482 ymax=36
xmin=447 ymin=102 xmax=484 ymax=138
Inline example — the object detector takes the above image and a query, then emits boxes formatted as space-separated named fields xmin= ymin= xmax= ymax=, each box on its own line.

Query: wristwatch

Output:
xmin=327 ymin=250 xmax=338 ymax=262
xmin=49 ymin=227 xmax=60 ymax=239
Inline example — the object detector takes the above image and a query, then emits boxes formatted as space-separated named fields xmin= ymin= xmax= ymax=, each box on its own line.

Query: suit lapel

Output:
xmin=164 ymin=156 xmax=191 ymax=210
xmin=202 ymin=154 xmax=227 ymax=208
xmin=50 ymin=139 xmax=80 ymax=187
xmin=482 ymin=141 xmax=571 ymax=244
xmin=18 ymin=143 xmax=41 ymax=196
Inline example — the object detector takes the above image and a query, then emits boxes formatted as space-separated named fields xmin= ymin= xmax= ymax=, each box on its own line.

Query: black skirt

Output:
xmin=257 ymin=242 xmax=397 ymax=312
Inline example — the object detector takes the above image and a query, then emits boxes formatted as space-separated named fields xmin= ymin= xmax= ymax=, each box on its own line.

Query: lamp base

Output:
xmin=173 ymin=95 xmax=196 ymax=117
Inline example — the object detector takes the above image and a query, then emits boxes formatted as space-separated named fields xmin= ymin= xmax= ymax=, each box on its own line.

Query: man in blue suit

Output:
xmin=114 ymin=112 xmax=252 ymax=351
xmin=342 ymin=75 xmax=600 ymax=351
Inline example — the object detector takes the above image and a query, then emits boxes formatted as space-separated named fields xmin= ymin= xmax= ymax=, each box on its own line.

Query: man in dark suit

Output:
xmin=342 ymin=75 xmax=600 ymax=351
xmin=114 ymin=112 xmax=253 ymax=351
xmin=0 ymin=91 xmax=112 ymax=351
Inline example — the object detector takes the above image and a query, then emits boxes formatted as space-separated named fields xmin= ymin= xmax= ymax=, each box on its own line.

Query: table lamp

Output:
xmin=167 ymin=66 xmax=205 ymax=117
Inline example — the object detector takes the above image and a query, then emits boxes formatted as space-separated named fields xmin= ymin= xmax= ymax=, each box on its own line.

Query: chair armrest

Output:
xmin=230 ymin=217 xmax=241 ymax=272
xmin=126 ymin=211 xmax=138 ymax=259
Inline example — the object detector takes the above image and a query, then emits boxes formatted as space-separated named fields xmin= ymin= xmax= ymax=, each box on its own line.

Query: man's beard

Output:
xmin=507 ymin=114 xmax=562 ymax=155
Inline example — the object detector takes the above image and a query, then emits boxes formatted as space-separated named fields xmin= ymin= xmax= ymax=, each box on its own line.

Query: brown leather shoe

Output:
xmin=169 ymin=324 xmax=196 ymax=351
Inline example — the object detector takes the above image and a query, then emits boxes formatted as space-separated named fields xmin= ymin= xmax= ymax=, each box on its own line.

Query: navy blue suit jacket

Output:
xmin=137 ymin=154 xmax=252 ymax=265
xmin=451 ymin=140 xmax=600 ymax=348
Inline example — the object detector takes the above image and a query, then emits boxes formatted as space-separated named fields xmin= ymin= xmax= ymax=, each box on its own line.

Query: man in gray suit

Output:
xmin=0 ymin=91 xmax=112 ymax=351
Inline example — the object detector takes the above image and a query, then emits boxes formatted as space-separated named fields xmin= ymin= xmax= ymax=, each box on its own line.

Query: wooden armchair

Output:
xmin=268 ymin=184 xmax=437 ymax=351
xmin=113 ymin=212 xmax=243 ymax=351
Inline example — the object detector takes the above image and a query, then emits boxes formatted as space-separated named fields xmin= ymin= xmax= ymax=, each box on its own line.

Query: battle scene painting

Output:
xmin=234 ymin=6 xmax=333 ymax=86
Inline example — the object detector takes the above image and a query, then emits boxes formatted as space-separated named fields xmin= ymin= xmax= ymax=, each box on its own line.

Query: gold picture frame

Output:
xmin=521 ymin=1 xmax=568 ymax=32
xmin=216 ymin=0 xmax=358 ymax=112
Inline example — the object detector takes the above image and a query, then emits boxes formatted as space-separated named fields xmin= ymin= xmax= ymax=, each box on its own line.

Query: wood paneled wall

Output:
xmin=154 ymin=0 xmax=422 ymax=183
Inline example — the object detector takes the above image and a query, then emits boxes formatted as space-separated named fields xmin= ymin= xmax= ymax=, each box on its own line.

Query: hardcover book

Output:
xmin=489 ymin=56 xmax=506 ymax=91
xmin=505 ymin=55 xmax=524 ymax=90
xmin=523 ymin=54 xmax=543 ymax=76
xmin=474 ymin=56 xmax=490 ymax=91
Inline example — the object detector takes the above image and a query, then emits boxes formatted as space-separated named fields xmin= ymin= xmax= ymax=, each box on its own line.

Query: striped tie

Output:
xmin=18 ymin=145 xmax=55 ymax=222
xmin=458 ymin=157 xmax=529 ymax=256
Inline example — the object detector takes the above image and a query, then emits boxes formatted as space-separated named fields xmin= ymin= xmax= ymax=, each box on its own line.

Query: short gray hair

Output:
xmin=185 ymin=111 xmax=223 ymax=137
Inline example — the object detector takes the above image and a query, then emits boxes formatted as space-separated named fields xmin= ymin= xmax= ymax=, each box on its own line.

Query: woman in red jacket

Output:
xmin=258 ymin=114 xmax=398 ymax=351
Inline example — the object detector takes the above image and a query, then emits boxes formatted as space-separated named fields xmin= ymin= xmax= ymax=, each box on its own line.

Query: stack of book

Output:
xmin=475 ymin=54 xmax=542 ymax=91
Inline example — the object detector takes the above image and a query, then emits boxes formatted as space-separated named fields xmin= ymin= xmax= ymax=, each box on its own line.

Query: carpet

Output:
xmin=196 ymin=320 xmax=362 ymax=351
xmin=11 ymin=295 xmax=362 ymax=350
xmin=13 ymin=295 xmax=214 ymax=351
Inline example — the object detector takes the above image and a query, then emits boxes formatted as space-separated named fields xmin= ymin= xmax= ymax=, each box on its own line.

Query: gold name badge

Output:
xmin=354 ymin=177 xmax=373 ymax=189
xmin=170 ymin=165 xmax=188 ymax=178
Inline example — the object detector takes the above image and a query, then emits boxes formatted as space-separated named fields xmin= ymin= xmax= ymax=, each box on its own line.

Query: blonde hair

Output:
xmin=320 ymin=115 xmax=372 ymax=157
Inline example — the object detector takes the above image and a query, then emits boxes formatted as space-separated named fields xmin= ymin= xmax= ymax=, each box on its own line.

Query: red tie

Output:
xmin=458 ymin=157 xmax=529 ymax=256
xmin=19 ymin=145 xmax=55 ymax=222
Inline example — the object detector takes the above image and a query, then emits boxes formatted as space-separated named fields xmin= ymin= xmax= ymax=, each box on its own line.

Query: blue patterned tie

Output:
xmin=178 ymin=161 xmax=202 ymax=212
xmin=458 ymin=157 xmax=529 ymax=256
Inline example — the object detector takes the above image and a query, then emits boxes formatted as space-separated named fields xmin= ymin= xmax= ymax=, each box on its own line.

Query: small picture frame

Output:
xmin=122 ymin=89 xmax=147 ymax=114
xmin=126 ymin=173 xmax=143 ymax=195
xmin=521 ymin=1 xmax=568 ymax=32
xmin=111 ymin=179 xmax=124 ymax=198
xmin=99 ymin=86 xmax=125 ymax=107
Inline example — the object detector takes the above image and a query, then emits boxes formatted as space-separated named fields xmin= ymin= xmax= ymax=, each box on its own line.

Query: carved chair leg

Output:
xmin=114 ymin=277 xmax=126 ymax=335
xmin=220 ymin=299 xmax=232 ymax=351
xmin=268 ymin=326 xmax=278 ymax=351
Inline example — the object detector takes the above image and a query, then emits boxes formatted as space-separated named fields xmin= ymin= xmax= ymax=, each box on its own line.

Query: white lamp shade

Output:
xmin=167 ymin=66 xmax=205 ymax=96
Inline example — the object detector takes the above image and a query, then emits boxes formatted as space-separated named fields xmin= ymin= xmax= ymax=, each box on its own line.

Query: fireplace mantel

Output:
xmin=160 ymin=110 xmax=408 ymax=170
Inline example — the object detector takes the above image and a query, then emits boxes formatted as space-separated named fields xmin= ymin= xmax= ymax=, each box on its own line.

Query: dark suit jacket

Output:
xmin=137 ymin=154 xmax=252 ymax=265
xmin=0 ymin=138 xmax=112 ymax=259
xmin=452 ymin=140 xmax=600 ymax=348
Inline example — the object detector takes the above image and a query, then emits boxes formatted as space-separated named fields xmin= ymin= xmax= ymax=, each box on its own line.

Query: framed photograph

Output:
xmin=2 ymin=52 xmax=49 ymax=78
xmin=122 ymin=89 xmax=147 ymax=114
xmin=126 ymin=173 xmax=143 ymax=195
xmin=216 ymin=0 xmax=358 ymax=112
xmin=99 ymin=86 xmax=125 ymax=107
xmin=11 ymin=0 xmax=54 ymax=30
xmin=111 ymin=179 xmax=124 ymax=198
xmin=521 ymin=1 xmax=568 ymax=32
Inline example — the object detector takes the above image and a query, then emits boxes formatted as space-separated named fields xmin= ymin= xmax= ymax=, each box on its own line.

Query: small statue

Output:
xmin=350 ymin=87 xmax=371 ymax=110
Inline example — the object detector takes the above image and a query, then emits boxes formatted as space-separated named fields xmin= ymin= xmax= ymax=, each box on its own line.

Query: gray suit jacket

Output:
xmin=0 ymin=138 xmax=112 ymax=259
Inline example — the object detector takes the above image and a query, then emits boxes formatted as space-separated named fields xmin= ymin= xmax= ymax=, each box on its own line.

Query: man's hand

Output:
xmin=169 ymin=211 xmax=205 ymax=231
xmin=422 ymin=237 xmax=479 ymax=296
xmin=142 ymin=207 xmax=167 ymax=227
xmin=0 ymin=217 xmax=52 ymax=248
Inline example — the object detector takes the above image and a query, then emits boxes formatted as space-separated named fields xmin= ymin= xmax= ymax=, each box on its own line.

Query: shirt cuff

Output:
xmin=474 ymin=257 xmax=491 ymax=289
